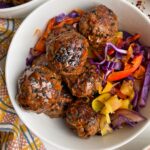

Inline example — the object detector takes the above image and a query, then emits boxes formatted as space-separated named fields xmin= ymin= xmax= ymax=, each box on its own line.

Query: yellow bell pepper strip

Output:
xmin=120 ymin=99 xmax=130 ymax=109
xmin=92 ymin=100 xmax=103 ymax=112
xmin=112 ymin=32 xmax=123 ymax=46
xmin=120 ymin=80 xmax=134 ymax=101
xmin=126 ymin=44 xmax=134 ymax=62
xmin=92 ymin=93 xmax=111 ymax=112
xmin=100 ymin=115 xmax=112 ymax=136
xmin=101 ymin=81 xmax=113 ymax=94
xmin=107 ymin=54 xmax=143 ymax=81
xmin=95 ymin=82 xmax=103 ymax=94
xmin=101 ymin=95 xmax=122 ymax=115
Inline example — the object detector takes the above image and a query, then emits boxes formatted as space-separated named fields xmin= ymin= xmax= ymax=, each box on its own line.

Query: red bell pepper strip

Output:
xmin=108 ymin=48 xmax=115 ymax=55
xmin=107 ymin=54 xmax=143 ymax=81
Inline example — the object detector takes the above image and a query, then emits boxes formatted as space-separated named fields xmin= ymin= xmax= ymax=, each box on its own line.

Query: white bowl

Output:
xmin=6 ymin=0 xmax=150 ymax=150
xmin=0 ymin=0 xmax=48 ymax=18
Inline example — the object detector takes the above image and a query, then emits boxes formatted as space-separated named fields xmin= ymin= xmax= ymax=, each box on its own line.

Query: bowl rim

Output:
xmin=5 ymin=0 xmax=150 ymax=150
xmin=0 ymin=0 xmax=39 ymax=12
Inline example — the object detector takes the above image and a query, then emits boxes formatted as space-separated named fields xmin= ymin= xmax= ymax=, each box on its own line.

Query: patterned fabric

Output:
xmin=0 ymin=19 xmax=45 ymax=150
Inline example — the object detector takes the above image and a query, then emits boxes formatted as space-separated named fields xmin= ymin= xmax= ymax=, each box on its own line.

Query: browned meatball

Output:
xmin=78 ymin=5 xmax=118 ymax=49
xmin=65 ymin=100 xmax=100 ymax=138
xmin=64 ymin=62 xmax=101 ymax=97
xmin=12 ymin=0 xmax=30 ymax=5
xmin=45 ymin=85 xmax=73 ymax=118
xmin=17 ymin=66 xmax=62 ymax=113
xmin=32 ymin=54 xmax=49 ymax=68
xmin=46 ymin=29 xmax=89 ymax=76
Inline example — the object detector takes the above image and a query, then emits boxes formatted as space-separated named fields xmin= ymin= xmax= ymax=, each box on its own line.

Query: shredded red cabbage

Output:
xmin=122 ymin=31 xmax=132 ymax=40
xmin=55 ymin=11 xmax=79 ymax=24
xmin=102 ymin=61 xmax=122 ymax=71
xmin=111 ymin=109 xmax=146 ymax=129
xmin=139 ymin=62 xmax=150 ymax=107
xmin=68 ymin=11 xmax=79 ymax=18
xmin=55 ymin=13 xmax=66 ymax=23
xmin=0 ymin=2 xmax=13 ymax=8
xmin=106 ymin=43 xmax=127 ymax=54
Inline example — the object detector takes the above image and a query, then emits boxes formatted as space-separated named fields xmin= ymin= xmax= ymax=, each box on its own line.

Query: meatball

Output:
xmin=32 ymin=54 xmax=49 ymax=68
xmin=64 ymin=62 xmax=101 ymax=97
xmin=45 ymin=84 xmax=73 ymax=118
xmin=12 ymin=0 xmax=30 ymax=5
xmin=65 ymin=100 xmax=100 ymax=138
xmin=46 ymin=29 xmax=89 ymax=76
xmin=78 ymin=5 xmax=118 ymax=49
xmin=17 ymin=66 xmax=62 ymax=113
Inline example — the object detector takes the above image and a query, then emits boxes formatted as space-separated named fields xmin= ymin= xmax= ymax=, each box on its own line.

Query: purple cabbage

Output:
xmin=0 ymin=2 xmax=13 ymax=8
xmin=122 ymin=31 xmax=132 ymax=40
xmin=26 ymin=48 xmax=45 ymax=66
xmin=132 ymin=88 xmax=139 ymax=108
xmin=133 ymin=43 xmax=142 ymax=55
xmin=26 ymin=55 xmax=36 ymax=66
xmin=115 ymin=52 xmax=123 ymax=59
xmin=102 ymin=61 xmax=123 ymax=71
xmin=106 ymin=43 xmax=127 ymax=54
xmin=55 ymin=11 xmax=79 ymax=24
xmin=95 ymin=42 xmax=127 ymax=66
xmin=68 ymin=11 xmax=79 ymax=18
xmin=138 ymin=62 xmax=150 ymax=107
xmin=111 ymin=109 xmax=146 ymax=129
xmin=55 ymin=13 xmax=66 ymax=23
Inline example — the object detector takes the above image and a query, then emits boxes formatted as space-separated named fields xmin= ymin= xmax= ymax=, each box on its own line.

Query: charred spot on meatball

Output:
xmin=17 ymin=66 xmax=62 ymax=113
xmin=65 ymin=100 xmax=100 ymax=138
xmin=46 ymin=29 xmax=89 ymax=76
xmin=78 ymin=5 xmax=118 ymax=49
xmin=64 ymin=62 xmax=101 ymax=97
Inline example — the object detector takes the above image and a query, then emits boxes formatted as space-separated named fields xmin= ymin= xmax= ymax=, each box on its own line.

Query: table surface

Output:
xmin=1 ymin=0 xmax=150 ymax=150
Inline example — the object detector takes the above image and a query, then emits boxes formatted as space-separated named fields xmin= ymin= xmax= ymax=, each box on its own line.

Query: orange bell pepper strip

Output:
xmin=107 ymin=54 xmax=143 ymax=81
xmin=133 ymin=65 xmax=145 ymax=79
xmin=34 ymin=17 xmax=55 ymax=52
xmin=72 ymin=9 xmax=85 ymax=16
xmin=126 ymin=34 xmax=141 ymax=44
xmin=116 ymin=38 xmax=124 ymax=48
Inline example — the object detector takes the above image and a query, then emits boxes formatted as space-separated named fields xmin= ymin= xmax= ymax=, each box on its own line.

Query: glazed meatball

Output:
xmin=32 ymin=54 xmax=49 ymax=68
xmin=65 ymin=100 xmax=100 ymax=138
xmin=64 ymin=62 xmax=101 ymax=97
xmin=17 ymin=66 xmax=62 ymax=113
xmin=45 ymin=84 xmax=73 ymax=118
xmin=78 ymin=5 xmax=118 ymax=49
xmin=12 ymin=0 xmax=30 ymax=5
xmin=46 ymin=29 xmax=89 ymax=76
